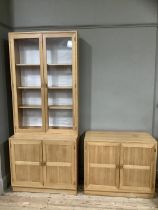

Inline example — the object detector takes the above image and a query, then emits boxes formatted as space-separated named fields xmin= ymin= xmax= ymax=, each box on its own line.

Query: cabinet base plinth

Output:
xmin=84 ymin=190 xmax=154 ymax=198
xmin=12 ymin=187 xmax=77 ymax=195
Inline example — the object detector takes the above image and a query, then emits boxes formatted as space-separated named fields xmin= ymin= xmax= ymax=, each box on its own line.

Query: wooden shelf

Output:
xmin=17 ymin=86 xmax=41 ymax=89
xmin=49 ymin=125 xmax=72 ymax=129
xmin=49 ymin=105 xmax=72 ymax=110
xmin=48 ymin=86 xmax=72 ymax=90
xmin=18 ymin=105 xmax=41 ymax=109
xmin=47 ymin=64 xmax=72 ymax=67
xmin=16 ymin=64 xmax=40 ymax=67
xmin=19 ymin=126 xmax=42 ymax=129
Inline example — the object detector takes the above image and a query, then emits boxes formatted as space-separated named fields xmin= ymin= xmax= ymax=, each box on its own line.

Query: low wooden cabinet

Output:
xmin=84 ymin=131 xmax=157 ymax=198
xmin=9 ymin=135 xmax=77 ymax=193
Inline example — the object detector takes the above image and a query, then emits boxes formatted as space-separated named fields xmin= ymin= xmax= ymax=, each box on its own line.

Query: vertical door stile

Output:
xmin=42 ymin=141 xmax=47 ymax=186
xmin=117 ymin=143 xmax=121 ymax=189
xmin=9 ymin=37 xmax=19 ymax=131
xmin=10 ymin=141 xmax=16 ymax=183
xmin=42 ymin=34 xmax=48 ymax=131
xmin=40 ymin=139 xmax=44 ymax=185
xmin=72 ymin=34 xmax=77 ymax=131
xmin=39 ymin=34 xmax=45 ymax=131
xmin=72 ymin=142 xmax=76 ymax=186
xmin=150 ymin=145 xmax=157 ymax=191
xmin=119 ymin=144 xmax=123 ymax=188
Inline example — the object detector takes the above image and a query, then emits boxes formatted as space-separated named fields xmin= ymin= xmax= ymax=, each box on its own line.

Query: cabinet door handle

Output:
xmin=40 ymin=162 xmax=46 ymax=166
xmin=120 ymin=165 xmax=123 ymax=169
xmin=116 ymin=165 xmax=119 ymax=169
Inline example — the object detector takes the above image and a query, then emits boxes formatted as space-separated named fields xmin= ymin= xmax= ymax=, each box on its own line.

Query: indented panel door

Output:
xmin=120 ymin=143 xmax=156 ymax=193
xmin=43 ymin=140 xmax=76 ymax=190
xmin=10 ymin=140 xmax=43 ymax=187
xmin=85 ymin=142 xmax=120 ymax=192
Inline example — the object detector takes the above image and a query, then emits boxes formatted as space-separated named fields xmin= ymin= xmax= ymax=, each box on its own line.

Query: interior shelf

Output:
xmin=48 ymin=86 xmax=72 ymax=90
xmin=18 ymin=105 xmax=41 ymax=109
xmin=47 ymin=64 xmax=72 ymax=67
xmin=16 ymin=64 xmax=40 ymax=67
xmin=17 ymin=86 xmax=41 ymax=89
xmin=49 ymin=105 xmax=72 ymax=110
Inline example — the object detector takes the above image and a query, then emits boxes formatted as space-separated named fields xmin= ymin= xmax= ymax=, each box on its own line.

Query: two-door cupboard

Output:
xmin=9 ymin=31 xmax=78 ymax=194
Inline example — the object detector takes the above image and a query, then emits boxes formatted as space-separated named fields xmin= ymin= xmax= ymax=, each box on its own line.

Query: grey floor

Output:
xmin=0 ymin=190 xmax=158 ymax=210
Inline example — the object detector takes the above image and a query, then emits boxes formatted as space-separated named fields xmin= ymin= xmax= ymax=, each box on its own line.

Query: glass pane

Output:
xmin=48 ymin=66 xmax=72 ymax=87
xmin=16 ymin=66 xmax=41 ymax=87
xmin=15 ymin=39 xmax=40 ymax=64
xmin=19 ymin=109 xmax=42 ymax=128
xmin=49 ymin=110 xmax=72 ymax=128
xmin=21 ymin=89 xmax=41 ymax=106
xmin=46 ymin=38 xmax=72 ymax=64
xmin=14 ymin=38 xmax=43 ymax=129
xmin=46 ymin=37 xmax=73 ymax=130
xmin=48 ymin=90 xmax=72 ymax=106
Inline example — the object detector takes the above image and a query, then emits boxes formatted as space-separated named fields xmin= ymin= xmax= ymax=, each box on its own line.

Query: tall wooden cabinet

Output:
xmin=9 ymin=31 xmax=78 ymax=194
xmin=84 ymin=131 xmax=157 ymax=198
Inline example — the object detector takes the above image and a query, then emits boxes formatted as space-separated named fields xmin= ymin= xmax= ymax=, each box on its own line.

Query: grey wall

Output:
xmin=12 ymin=0 xmax=157 ymax=27
xmin=79 ymin=28 xmax=156 ymax=133
xmin=0 ymin=0 xmax=13 ymax=192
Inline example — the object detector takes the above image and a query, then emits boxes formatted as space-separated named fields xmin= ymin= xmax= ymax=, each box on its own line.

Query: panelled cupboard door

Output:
xmin=43 ymin=141 xmax=76 ymax=190
xmin=120 ymin=143 xmax=156 ymax=193
xmin=10 ymin=140 xmax=43 ymax=187
xmin=9 ymin=33 xmax=45 ymax=132
xmin=85 ymin=142 xmax=120 ymax=192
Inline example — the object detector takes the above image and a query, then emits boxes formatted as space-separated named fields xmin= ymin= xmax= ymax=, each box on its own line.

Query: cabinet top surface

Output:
xmin=10 ymin=133 xmax=78 ymax=141
xmin=9 ymin=31 xmax=78 ymax=37
xmin=85 ymin=131 xmax=157 ymax=143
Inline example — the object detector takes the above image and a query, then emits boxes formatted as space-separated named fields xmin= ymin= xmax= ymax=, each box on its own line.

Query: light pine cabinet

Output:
xmin=9 ymin=31 xmax=78 ymax=194
xmin=10 ymin=136 xmax=77 ymax=193
xmin=84 ymin=131 xmax=157 ymax=198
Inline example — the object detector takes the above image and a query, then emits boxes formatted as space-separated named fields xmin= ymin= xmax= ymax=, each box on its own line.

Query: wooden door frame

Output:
xmin=8 ymin=32 xmax=46 ymax=132
xmin=42 ymin=140 xmax=76 ymax=190
xmin=119 ymin=143 xmax=156 ymax=193
xmin=9 ymin=139 xmax=43 ymax=187
xmin=84 ymin=141 xmax=120 ymax=192
xmin=42 ymin=32 xmax=78 ymax=135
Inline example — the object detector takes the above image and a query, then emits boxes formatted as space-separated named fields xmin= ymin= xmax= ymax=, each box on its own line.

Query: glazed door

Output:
xmin=42 ymin=32 xmax=78 ymax=133
xmin=9 ymin=33 xmax=45 ymax=132
xmin=120 ymin=143 xmax=156 ymax=193
xmin=43 ymin=141 xmax=76 ymax=190
xmin=85 ymin=142 xmax=120 ymax=192
xmin=10 ymin=140 xmax=43 ymax=187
